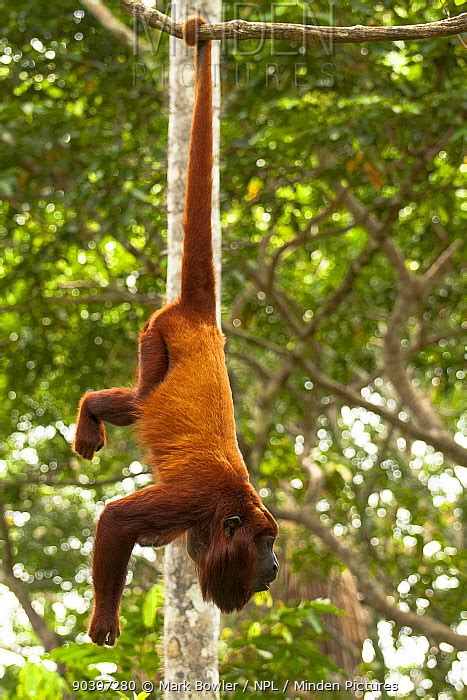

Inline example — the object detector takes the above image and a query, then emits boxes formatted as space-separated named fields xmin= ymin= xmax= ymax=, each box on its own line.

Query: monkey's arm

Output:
xmin=74 ymin=320 xmax=168 ymax=460
xmin=88 ymin=485 xmax=192 ymax=645
xmin=73 ymin=388 xmax=136 ymax=460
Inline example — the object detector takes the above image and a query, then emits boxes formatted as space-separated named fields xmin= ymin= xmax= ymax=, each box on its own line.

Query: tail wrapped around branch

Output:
xmin=180 ymin=17 xmax=215 ymax=320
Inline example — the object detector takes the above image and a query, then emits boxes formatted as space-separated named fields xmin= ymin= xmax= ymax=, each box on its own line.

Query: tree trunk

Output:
xmin=164 ymin=1 xmax=221 ymax=697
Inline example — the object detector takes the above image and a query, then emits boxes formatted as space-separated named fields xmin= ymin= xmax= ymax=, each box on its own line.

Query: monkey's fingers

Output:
xmin=73 ymin=420 xmax=106 ymax=460
xmin=74 ymin=445 xmax=94 ymax=460
xmin=73 ymin=439 xmax=104 ymax=460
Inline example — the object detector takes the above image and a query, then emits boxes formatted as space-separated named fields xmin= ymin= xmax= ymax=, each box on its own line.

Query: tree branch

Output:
xmin=0 ymin=289 xmax=161 ymax=315
xmin=273 ymin=506 xmax=467 ymax=650
xmin=330 ymin=183 xmax=465 ymax=462
xmin=228 ymin=323 xmax=466 ymax=464
xmin=301 ymin=236 xmax=382 ymax=340
xmin=296 ymin=355 xmax=467 ymax=467
xmin=81 ymin=0 xmax=150 ymax=53
xmin=384 ymin=292 xmax=445 ymax=434
xmin=334 ymin=183 xmax=415 ymax=289
xmin=0 ymin=504 xmax=62 ymax=651
xmin=120 ymin=2 xmax=467 ymax=44
xmin=250 ymin=359 xmax=296 ymax=471
xmin=225 ymin=324 xmax=290 ymax=357
xmin=421 ymin=240 xmax=462 ymax=290
xmin=2 ymin=473 xmax=138 ymax=490
xmin=268 ymin=193 xmax=348 ymax=283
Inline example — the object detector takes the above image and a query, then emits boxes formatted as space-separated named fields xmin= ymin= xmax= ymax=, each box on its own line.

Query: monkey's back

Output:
xmin=136 ymin=313 xmax=245 ymax=481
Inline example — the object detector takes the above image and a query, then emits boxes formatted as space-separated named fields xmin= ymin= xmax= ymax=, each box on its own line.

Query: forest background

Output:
xmin=0 ymin=1 xmax=465 ymax=698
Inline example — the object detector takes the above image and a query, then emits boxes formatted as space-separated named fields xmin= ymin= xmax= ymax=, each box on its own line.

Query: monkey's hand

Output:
xmin=88 ymin=610 xmax=120 ymax=646
xmin=73 ymin=411 xmax=106 ymax=460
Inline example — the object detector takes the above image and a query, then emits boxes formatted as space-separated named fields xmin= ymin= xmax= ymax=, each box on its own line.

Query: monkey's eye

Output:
xmin=259 ymin=536 xmax=274 ymax=552
xmin=223 ymin=516 xmax=242 ymax=537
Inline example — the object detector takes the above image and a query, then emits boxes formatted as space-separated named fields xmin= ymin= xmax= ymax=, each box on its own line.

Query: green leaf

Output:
xmin=142 ymin=583 xmax=164 ymax=628
xmin=306 ymin=609 xmax=323 ymax=634
xmin=308 ymin=601 xmax=344 ymax=615
xmin=16 ymin=663 xmax=65 ymax=700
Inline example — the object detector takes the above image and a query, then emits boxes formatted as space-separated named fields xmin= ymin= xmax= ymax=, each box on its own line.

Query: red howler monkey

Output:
xmin=73 ymin=17 xmax=279 ymax=646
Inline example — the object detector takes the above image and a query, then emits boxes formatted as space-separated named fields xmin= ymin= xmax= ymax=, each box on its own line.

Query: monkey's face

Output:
xmin=187 ymin=510 xmax=279 ymax=613
xmin=251 ymin=534 xmax=279 ymax=593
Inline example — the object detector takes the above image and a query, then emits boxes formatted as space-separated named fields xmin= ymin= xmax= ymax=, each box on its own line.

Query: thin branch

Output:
xmin=228 ymin=349 xmax=276 ymax=382
xmin=296 ymin=355 xmax=467 ymax=467
xmin=0 ymin=290 xmax=161 ymax=315
xmin=268 ymin=194 xmax=347 ymax=280
xmin=334 ymin=183 xmax=416 ymax=290
xmin=225 ymin=324 xmax=289 ymax=357
xmin=228 ymin=306 xmax=466 ymax=464
xmin=81 ymin=0 xmax=150 ymax=53
xmin=421 ymin=240 xmax=462 ymax=290
xmin=384 ymin=293 xmax=444 ymax=434
xmin=273 ymin=506 xmax=467 ymax=651
xmin=111 ymin=229 xmax=163 ymax=276
xmin=120 ymin=2 xmax=467 ymax=44
xmin=244 ymin=265 xmax=304 ymax=337
xmin=0 ymin=504 xmax=62 ymax=651
xmin=329 ymin=183 xmax=465 ymax=461
xmin=228 ymin=284 xmax=255 ymax=325
xmin=250 ymin=359 xmax=296 ymax=471
xmin=300 ymin=236 xmax=382 ymax=340
xmin=408 ymin=327 xmax=464 ymax=355
xmin=2 ymin=474 xmax=137 ymax=490
xmin=381 ymin=238 xmax=461 ymax=437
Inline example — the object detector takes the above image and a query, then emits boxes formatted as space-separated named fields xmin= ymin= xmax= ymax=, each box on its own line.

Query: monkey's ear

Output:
xmin=223 ymin=516 xmax=242 ymax=537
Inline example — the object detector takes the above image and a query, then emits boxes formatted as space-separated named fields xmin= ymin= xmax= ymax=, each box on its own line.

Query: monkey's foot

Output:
xmin=88 ymin=612 xmax=120 ymax=646
xmin=73 ymin=418 xmax=105 ymax=460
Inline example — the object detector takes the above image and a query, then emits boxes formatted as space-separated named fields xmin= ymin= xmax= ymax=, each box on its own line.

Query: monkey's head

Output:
xmin=187 ymin=489 xmax=279 ymax=613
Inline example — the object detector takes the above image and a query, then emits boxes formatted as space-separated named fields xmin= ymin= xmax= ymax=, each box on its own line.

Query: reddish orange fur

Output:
xmin=73 ymin=16 xmax=278 ymax=646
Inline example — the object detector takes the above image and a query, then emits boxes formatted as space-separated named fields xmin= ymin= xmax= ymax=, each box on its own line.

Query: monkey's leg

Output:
xmin=88 ymin=485 xmax=186 ymax=645
xmin=74 ymin=388 xmax=137 ymax=460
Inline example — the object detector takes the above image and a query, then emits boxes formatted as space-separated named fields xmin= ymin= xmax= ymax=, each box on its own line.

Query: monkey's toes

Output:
xmin=88 ymin=614 xmax=120 ymax=646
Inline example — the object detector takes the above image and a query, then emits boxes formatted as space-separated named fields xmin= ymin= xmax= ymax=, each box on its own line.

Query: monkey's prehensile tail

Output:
xmin=180 ymin=17 xmax=215 ymax=320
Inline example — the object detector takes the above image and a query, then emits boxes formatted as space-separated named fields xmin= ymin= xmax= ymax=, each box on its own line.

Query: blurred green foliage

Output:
xmin=0 ymin=1 xmax=465 ymax=699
